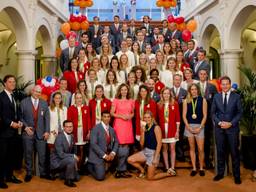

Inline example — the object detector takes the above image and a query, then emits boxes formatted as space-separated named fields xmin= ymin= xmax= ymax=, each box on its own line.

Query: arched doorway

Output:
xmin=201 ymin=24 xmax=221 ymax=79
xmin=0 ymin=6 xmax=29 ymax=79
xmin=227 ymin=3 xmax=256 ymax=83
xmin=35 ymin=24 xmax=54 ymax=79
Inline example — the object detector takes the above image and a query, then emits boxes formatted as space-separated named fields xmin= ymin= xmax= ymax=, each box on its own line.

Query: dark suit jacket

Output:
xmin=141 ymin=23 xmax=153 ymax=36
xmin=184 ymin=50 xmax=198 ymax=68
xmin=149 ymin=35 xmax=158 ymax=47
xmin=166 ymin=30 xmax=182 ymax=42
xmin=110 ymin=24 xmax=122 ymax=40
xmin=60 ymin=47 xmax=80 ymax=72
xmin=88 ymin=123 xmax=118 ymax=165
xmin=193 ymin=60 xmax=210 ymax=80
xmin=50 ymin=132 xmax=76 ymax=170
xmin=20 ymin=97 xmax=50 ymax=140
xmin=152 ymin=44 xmax=164 ymax=54
xmin=170 ymin=87 xmax=187 ymax=104
xmin=89 ymin=25 xmax=103 ymax=38
xmin=0 ymin=91 xmax=19 ymax=138
xmin=116 ymin=32 xmax=131 ymax=48
xmin=211 ymin=92 xmax=243 ymax=133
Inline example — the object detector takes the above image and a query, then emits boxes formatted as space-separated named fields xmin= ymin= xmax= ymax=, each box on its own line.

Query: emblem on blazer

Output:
xmin=172 ymin=106 xmax=175 ymax=110
xmin=41 ymin=111 xmax=44 ymax=116
xmin=84 ymin=110 xmax=87 ymax=114
xmin=79 ymin=74 xmax=83 ymax=79
xmin=158 ymin=86 xmax=161 ymax=90
xmin=147 ymin=104 xmax=150 ymax=108
xmin=103 ymin=103 xmax=107 ymax=107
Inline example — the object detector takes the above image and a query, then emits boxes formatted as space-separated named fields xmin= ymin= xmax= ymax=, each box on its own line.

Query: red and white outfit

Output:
xmin=79 ymin=61 xmax=91 ymax=76
xmin=135 ymin=99 xmax=157 ymax=140
xmin=154 ymin=80 xmax=165 ymax=95
xmin=89 ymin=98 xmax=112 ymax=128
xmin=67 ymin=105 xmax=91 ymax=145
xmin=157 ymin=101 xmax=180 ymax=143
xmin=63 ymin=70 xmax=84 ymax=93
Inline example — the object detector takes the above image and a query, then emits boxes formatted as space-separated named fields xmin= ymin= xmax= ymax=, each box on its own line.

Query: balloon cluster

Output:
xmin=74 ymin=0 xmax=93 ymax=8
xmin=60 ymin=14 xmax=89 ymax=35
xmin=167 ymin=14 xmax=198 ymax=42
xmin=36 ymin=76 xmax=60 ymax=102
xmin=156 ymin=0 xmax=177 ymax=8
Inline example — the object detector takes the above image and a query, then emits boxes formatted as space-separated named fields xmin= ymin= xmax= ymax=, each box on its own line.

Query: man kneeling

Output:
xmin=51 ymin=120 xmax=79 ymax=187
xmin=88 ymin=111 xmax=119 ymax=181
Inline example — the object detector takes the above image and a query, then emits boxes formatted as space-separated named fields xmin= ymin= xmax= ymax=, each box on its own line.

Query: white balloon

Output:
xmin=60 ymin=39 xmax=69 ymax=50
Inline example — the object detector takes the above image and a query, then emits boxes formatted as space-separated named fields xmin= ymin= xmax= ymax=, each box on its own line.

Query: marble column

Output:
xmin=41 ymin=55 xmax=57 ymax=77
xmin=16 ymin=50 xmax=37 ymax=84
xmin=220 ymin=49 xmax=242 ymax=85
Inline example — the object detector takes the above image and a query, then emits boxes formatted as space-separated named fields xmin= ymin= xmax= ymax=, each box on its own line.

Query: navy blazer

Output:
xmin=193 ymin=60 xmax=210 ymax=80
xmin=0 ymin=91 xmax=20 ymax=138
xmin=211 ymin=92 xmax=243 ymax=133
xmin=151 ymin=91 xmax=161 ymax=103
xmin=60 ymin=47 xmax=80 ymax=72
xmin=170 ymin=87 xmax=187 ymax=104
xmin=88 ymin=123 xmax=118 ymax=165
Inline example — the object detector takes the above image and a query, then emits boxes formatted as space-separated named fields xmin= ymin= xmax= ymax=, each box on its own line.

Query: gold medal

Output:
xmin=192 ymin=114 xmax=197 ymax=119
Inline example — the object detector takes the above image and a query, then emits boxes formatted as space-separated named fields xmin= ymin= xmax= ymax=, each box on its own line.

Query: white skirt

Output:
xmin=162 ymin=123 xmax=179 ymax=143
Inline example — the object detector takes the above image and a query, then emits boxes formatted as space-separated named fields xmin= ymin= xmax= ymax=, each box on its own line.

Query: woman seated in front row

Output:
xmin=128 ymin=110 xmax=172 ymax=180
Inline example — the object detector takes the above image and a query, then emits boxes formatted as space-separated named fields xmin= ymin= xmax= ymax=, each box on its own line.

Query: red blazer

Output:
xmin=67 ymin=105 xmax=91 ymax=143
xmin=63 ymin=71 xmax=84 ymax=94
xmin=135 ymin=99 xmax=157 ymax=136
xmin=179 ymin=62 xmax=190 ymax=73
xmin=155 ymin=80 xmax=165 ymax=94
xmin=157 ymin=101 xmax=180 ymax=138
xmin=89 ymin=98 xmax=112 ymax=128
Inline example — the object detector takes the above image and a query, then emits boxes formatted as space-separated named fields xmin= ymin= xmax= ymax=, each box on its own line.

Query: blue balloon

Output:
xmin=46 ymin=76 xmax=52 ymax=82
xmin=232 ymin=83 xmax=238 ymax=90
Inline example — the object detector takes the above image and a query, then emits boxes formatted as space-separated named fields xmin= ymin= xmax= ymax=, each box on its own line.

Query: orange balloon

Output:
xmin=79 ymin=1 xmax=87 ymax=8
xmin=80 ymin=21 xmax=89 ymax=30
xmin=156 ymin=0 xmax=163 ymax=7
xmin=177 ymin=23 xmax=186 ymax=31
xmin=170 ymin=1 xmax=177 ymax=7
xmin=74 ymin=0 xmax=80 ymax=6
xmin=61 ymin=22 xmax=71 ymax=35
xmin=186 ymin=20 xmax=197 ymax=32
xmin=71 ymin=22 xmax=80 ymax=31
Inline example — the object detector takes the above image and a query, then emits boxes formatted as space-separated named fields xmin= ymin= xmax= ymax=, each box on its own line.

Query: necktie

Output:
xmin=96 ymin=100 xmax=101 ymax=121
xmin=110 ymin=84 xmax=113 ymax=99
xmin=11 ymin=94 xmax=17 ymax=119
xmin=201 ymin=83 xmax=205 ymax=97
xmin=33 ymin=99 xmax=38 ymax=109
xmin=91 ymin=82 xmax=94 ymax=98
xmin=224 ymin=93 xmax=227 ymax=111
xmin=140 ymin=100 xmax=145 ymax=118
xmin=57 ymin=108 xmax=62 ymax=133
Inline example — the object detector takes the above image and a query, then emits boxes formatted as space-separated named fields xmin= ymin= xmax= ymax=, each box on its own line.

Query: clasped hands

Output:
xmin=219 ymin=121 xmax=232 ymax=129
xmin=104 ymin=153 xmax=115 ymax=162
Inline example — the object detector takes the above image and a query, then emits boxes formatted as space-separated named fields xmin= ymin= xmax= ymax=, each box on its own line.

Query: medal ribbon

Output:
xmin=191 ymin=98 xmax=197 ymax=116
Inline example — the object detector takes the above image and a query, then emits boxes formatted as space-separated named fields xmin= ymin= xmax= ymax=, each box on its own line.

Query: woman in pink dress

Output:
xmin=111 ymin=83 xmax=135 ymax=178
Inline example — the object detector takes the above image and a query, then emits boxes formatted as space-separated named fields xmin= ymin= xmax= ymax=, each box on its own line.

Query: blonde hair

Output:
xmin=186 ymin=83 xmax=200 ymax=103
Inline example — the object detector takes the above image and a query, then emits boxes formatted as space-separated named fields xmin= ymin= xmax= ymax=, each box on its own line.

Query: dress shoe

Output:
xmin=6 ymin=176 xmax=22 ymax=184
xmin=121 ymin=171 xmax=132 ymax=178
xmin=199 ymin=170 xmax=205 ymax=177
xmin=213 ymin=175 xmax=224 ymax=181
xmin=190 ymin=170 xmax=197 ymax=177
xmin=114 ymin=171 xmax=122 ymax=178
xmin=205 ymin=162 xmax=214 ymax=170
xmin=40 ymin=174 xmax=55 ymax=181
xmin=24 ymin=175 xmax=32 ymax=182
xmin=64 ymin=180 xmax=76 ymax=187
xmin=234 ymin=177 xmax=242 ymax=185
xmin=0 ymin=181 xmax=8 ymax=189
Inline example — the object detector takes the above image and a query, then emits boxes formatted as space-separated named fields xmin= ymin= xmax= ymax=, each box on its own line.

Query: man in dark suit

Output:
xmin=198 ymin=69 xmax=217 ymax=169
xmin=211 ymin=76 xmax=243 ymax=184
xmin=116 ymin=23 xmax=131 ymax=49
xmin=136 ymin=30 xmax=148 ymax=53
xmin=193 ymin=49 xmax=210 ymax=80
xmin=0 ymin=75 xmax=23 ymax=189
xmin=166 ymin=22 xmax=182 ymax=42
xmin=152 ymin=34 xmax=165 ymax=53
xmin=141 ymin=15 xmax=153 ymax=37
xmin=149 ymin=27 xmax=160 ymax=47
xmin=60 ymin=35 xmax=80 ymax=72
xmin=20 ymin=85 xmax=51 ymax=182
xmin=147 ymin=78 xmax=161 ymax=103
xmin=51 ymin=120 xmax=78 ymax=187
xmin=170 ymin=74 xmax=187 ymax=161
xmin=77 ymin=32 xmax=90 ymax=51
xmin=87 ymin=111 xmax=118 ymax=181
xmin=160 ymin=19 xmax=170 ymax=40
xmin=89 ymin=16 xmax=103 ymax=49
xmin=184 ymin=40 xmax=198 ymax=68
xmin=128 ymin=19 xmax=137 ymax=40
xmin=110 ymin=15 xmax=122 ymax=43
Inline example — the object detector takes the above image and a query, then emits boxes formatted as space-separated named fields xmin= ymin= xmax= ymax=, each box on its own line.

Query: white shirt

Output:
xmin=181 ymin=79 xmax=199 ymax=90
xmin=31 ymin=97 xmax=39 ymax=109
xmin=64 ymin=131 xmax=72 ymax=145
xmin=173 ymin=86 xmax=180 ymax=97
xmin=101 ymin=121 xmax=110 ymax=134
xmin=222 ymin=90 xmax=231 ymax=104
xmin=4 ymin=89 xmax=13 ymax=103
xmin=200 ymin=81 xmax=207 ymax=94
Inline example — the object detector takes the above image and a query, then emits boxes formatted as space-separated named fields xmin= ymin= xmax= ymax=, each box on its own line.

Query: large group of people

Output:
xmin=0 ymin=15 xmax=247 ymax=189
